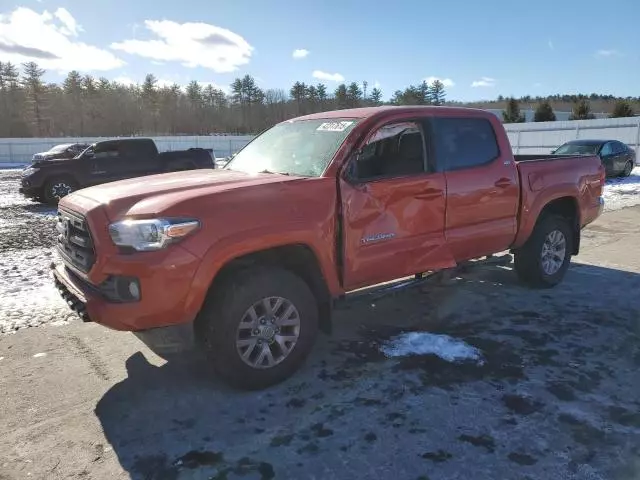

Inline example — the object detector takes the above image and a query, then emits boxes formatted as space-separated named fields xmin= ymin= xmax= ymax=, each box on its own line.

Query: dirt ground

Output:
xmin=1 ymin=204 xmax=640 ymax=479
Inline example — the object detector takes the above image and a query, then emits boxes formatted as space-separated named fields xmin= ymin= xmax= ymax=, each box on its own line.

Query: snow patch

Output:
xmin=603 ymin=167 xmax=640 ymax=212
xmin=33 ymin=352 xmax=47 ymax=358
xmin=0 ymin=247 xmax=74 ymax=334
xmin=380 ymin=332 xmax=485 ymax=364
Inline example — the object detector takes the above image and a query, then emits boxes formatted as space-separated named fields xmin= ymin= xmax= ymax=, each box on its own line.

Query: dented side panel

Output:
xmin=339 ymin=173 xmax=456 ymax=291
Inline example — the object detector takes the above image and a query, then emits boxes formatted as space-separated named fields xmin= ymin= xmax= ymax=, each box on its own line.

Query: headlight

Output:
xmin=22 ymin=167 xmax=38 ymax=177
xmin=108 ymin=218 xmax=200 ymax=251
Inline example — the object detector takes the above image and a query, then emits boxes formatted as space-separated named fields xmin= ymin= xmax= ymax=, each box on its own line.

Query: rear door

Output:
xmin=340 ymin=118 xmax=455 ymax=290
xmin=431 ymin=115 xmax=519 ymax=261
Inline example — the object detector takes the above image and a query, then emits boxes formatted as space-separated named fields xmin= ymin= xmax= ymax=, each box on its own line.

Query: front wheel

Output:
xmin=514 ymin=215 xmax=573 ymax=289
xmin=622 ymin=160 xmax=634 ymax=177
xmin=43 ymin=176 xmax=78 ymax=205
xmin=196 ymin=266 xmax=318 ymax=390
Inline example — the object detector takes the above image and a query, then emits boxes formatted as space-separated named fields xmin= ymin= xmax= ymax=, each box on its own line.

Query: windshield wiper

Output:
xmin=258 ymin=169 xmax=290 ymax=176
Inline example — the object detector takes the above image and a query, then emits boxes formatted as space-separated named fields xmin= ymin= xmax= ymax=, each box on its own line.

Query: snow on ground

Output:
xmin=602 ymin=166 xmax=640 ymax=211
xmin=380 ymin=331 xmax=485 ymax=364
xmin=0 ymin=247 xmax=72 ymax=334
xmin=0 ymin=170 xmax=71 ymax=333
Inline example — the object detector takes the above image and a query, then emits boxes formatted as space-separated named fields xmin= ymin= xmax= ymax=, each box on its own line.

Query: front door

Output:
xmin=431 ymin=115 xmax=519 ymax=261
xmin=340 ymin=120 xmax=455 ymax=291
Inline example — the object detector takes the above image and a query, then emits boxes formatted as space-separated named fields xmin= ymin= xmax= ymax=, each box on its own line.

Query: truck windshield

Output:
xmin=226 ymin=118 xmax=358 ymax=177
xmin=554 ymin=143 xmax=600 ymax=155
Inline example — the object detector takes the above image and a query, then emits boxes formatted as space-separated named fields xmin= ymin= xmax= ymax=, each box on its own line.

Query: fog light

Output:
xmin=128 ymin=280 xmax=140 ymax=300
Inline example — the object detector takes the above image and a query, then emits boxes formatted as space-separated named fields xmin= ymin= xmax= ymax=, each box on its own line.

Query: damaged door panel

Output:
xmin=339 ymin=120 xmax=456 ymax=290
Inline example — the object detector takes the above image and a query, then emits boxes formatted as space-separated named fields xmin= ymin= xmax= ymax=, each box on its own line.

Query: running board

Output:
xmin=334 ymin=253 xmax=513 ymax=307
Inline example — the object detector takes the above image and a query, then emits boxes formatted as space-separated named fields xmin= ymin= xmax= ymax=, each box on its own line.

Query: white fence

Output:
xmin=2 ymin=116 xmax=640 ymax=165
xmin=0 ymin=135 xmax=254 ymax=165
xmin=504 ymin=117 xmax=640 ymax=154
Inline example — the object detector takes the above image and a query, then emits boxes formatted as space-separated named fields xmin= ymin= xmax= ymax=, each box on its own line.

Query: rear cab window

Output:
xmin=431 ymin=117 xmax=500 ymax=171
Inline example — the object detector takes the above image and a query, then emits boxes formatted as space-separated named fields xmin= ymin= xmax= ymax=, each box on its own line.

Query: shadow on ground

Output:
xmin=95 ymin=262 xmax=640 ymax=480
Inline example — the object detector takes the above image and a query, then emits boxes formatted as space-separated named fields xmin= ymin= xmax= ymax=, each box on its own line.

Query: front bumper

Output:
xmin=18 ymin=182 xmax=41 ymax=199
xmin=52 ymin=243 xmax=201 ymax=331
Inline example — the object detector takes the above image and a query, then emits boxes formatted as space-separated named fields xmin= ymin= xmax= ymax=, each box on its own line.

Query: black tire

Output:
xmin=43 ymin=176 xmax=78 ymax=205
xmin=622 ymin=160 xmax=634 ymax=177
xmin=196 ymin=266 xmax=318 ymax=390
xmin=513 ymin=214 xmax=573 ymax=289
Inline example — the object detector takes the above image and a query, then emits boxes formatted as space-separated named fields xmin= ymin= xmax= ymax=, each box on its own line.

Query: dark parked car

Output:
xmin=20 ymin=138 xmax=215 ymax=204
xmin=552 ymin=139 xmax=636 ymax=177
xmin=32 ymin=143 xmax=91 ymax=162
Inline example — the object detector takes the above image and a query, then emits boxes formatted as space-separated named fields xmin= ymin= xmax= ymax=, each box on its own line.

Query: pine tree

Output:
xmin=370 ymin=87 xmax=383 ymax=106
xmin=502 ymin=97 xmax=525 ymax=123
xmin=334 ymin=84 xmax=348 ymax=109
xmin=430 ymin=79 xmax=446 ymax=105
xmin=22 ymin=62 xmax=48 ymax=135
xmin=569 ymin=99 xmax=595 ymax=120
xmin=346 ymin=82 xmax=363 ymax=107
xmin=533 ymin=100 xmax=556 ymax=122
xmin=316 ymin=83 xmax=328 ymax=106
xmin=609 ymin=100 xmax=635 ymax=118
xmin=0 ymin=62 xmax=26 ymax=136
xmin=141 ymin=74 xmax=159 ymax=133
xmin=290 ymin=81 xmax=306 ymax=114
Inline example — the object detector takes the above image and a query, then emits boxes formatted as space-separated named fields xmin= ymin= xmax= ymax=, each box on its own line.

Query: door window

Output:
xmin=600 ymin=143 xmax=614 ymax=156
xmin=353 ymin=121 xmax=426 ymax=180
xmin=432 ymin=117 xmax=500 ymax=171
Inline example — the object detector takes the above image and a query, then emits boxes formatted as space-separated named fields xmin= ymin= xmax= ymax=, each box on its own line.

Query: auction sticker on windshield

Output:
xmin=316 ymin=121 xmax=354 ymax=132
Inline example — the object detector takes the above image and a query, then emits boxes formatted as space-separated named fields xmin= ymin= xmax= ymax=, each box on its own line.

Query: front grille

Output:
xmin=56 ymin=209 xmax=96 ymax=273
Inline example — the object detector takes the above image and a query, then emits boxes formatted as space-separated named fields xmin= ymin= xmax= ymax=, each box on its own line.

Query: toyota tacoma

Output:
xmin=51 ymin=106 xmax=605 ymax=389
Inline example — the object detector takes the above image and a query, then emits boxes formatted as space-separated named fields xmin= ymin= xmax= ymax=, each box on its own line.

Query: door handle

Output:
xmin=494 ymin=178 xmax=512 ymax=189
xmin=415 ymin=188 xmax=442 ymax=200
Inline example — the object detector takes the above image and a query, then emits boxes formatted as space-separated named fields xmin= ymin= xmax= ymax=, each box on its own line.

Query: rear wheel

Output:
xmin=514 ymin=215 xmax=573 ymax=288
xmin=622 ymin=160 xmax=634 ymax=177
xmin=197 ymin=266 xmax=318 ymax=390
xmin=43 ymin=176 xmax=78 ymax=205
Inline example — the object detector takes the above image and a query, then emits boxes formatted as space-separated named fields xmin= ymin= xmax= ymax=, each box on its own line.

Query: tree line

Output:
xmin=0 ymin=61 xmax=448 ymax=138
xmin=501 ymin=96 xmax=636 ymax=123
xmin=0 ymin=61 xmax=636 ymax=138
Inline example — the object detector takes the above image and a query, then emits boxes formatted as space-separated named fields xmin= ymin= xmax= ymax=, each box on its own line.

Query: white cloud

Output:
xmin=471 ymin=76 xmax=496 ymax=87
xmin=373 ymin=80 xmax=381 ymax=89
xmin=292 ymin=48 xmax=309 ymax=59
xmin=533 ymin=82 xmax=542 ymax=88
xmin=425 ymin=76 xmax=455 ymax=87
xmin=312 ymin=70 xmax=344 ymax=82
xmin=54 ymin=8 xmax=81 ymax=36
xmin=548 ymin=40 xmax=554 ymax=50
xmin=0 ymin=7 xmax=124 ymax=72
xmin=111 ymin=20 xmax=253 ymax=73
xmin=595 ymin=49 xmax=623 ymax=57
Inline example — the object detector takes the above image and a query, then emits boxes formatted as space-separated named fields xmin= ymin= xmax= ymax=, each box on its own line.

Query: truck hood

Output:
xmin=68 ymin=168 xmax=301 ymax=220
xmin=32 ymin=152 xmax=72 ymax=165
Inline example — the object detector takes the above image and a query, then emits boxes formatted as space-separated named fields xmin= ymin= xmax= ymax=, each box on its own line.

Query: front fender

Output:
xmin=182 ymin=223 xmax=341 ymax=321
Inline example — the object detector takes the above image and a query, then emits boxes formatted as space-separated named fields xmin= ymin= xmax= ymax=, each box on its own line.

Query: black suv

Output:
xmin=20 ymin=138 xmax=215 ymax=204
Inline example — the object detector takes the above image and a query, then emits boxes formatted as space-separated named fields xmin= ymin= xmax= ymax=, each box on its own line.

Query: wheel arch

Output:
xmin=538 ymin=196 xmax=580 ymax=255
xmin=192 ymin=243 xmax=335 ymax=336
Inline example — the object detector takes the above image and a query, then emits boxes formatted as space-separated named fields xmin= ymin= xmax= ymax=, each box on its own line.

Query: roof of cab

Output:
xmin=289 ymin=105 xmax=492 ymax=122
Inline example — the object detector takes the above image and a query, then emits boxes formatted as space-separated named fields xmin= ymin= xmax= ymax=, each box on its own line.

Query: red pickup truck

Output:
xmin=52 ymin=106 xmax=605 ymax=389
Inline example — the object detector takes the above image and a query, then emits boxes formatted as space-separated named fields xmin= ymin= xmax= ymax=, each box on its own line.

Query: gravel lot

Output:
xmin=0 ymin=168 xmax=639 ymax=480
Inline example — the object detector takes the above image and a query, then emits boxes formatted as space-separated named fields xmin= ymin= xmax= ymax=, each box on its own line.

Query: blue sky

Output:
xmin=1 ymin=0 xmax=638 ymax=101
